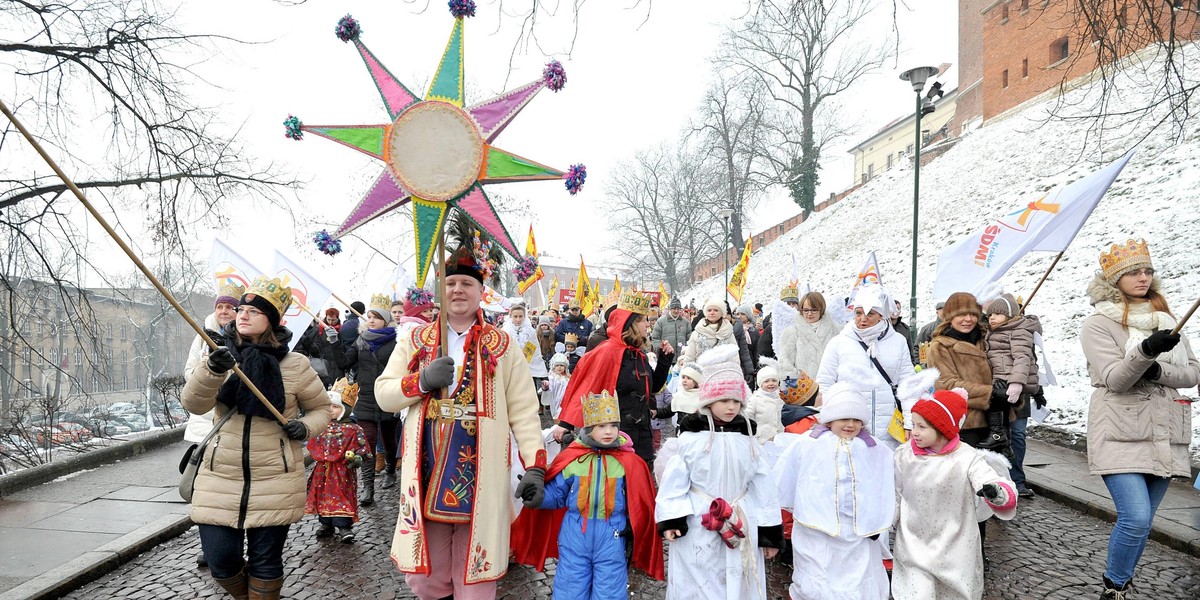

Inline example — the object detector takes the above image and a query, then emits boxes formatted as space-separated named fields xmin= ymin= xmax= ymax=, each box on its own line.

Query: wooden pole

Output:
xmin=1171 ymin=295 xmax=1200 ymax=335
xmin=437 ymin=225 xmax=448 ymax=358
xmin=1021 ymin=251 xmax=1065 ymax=314
xmin=0 ymin=98 xmax=287 ymax=424
xmin=331 ymin=293 xmax=364 ymax=318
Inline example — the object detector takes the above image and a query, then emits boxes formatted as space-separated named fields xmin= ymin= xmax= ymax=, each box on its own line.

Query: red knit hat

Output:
xmin=403 ymin=286 xmax=436 ymax=318
xmin=912 ymin=388 xmax=969 ymax=439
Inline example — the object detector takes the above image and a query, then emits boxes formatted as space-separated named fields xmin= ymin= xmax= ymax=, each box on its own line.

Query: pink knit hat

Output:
xmin=696 ymin=346 xmax=749 ymax=410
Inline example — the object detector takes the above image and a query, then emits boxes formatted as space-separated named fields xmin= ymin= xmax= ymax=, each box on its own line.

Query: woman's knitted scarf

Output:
xmin=359 ymin=327 xmax=397 ymax=353
xmin=216 ymin=324 xmax=291 ymax=421
xmin=1095 ymin=300 xmax=1190 ymax=367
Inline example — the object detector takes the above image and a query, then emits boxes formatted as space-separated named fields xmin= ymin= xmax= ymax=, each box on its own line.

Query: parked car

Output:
xmin=117 ymin=415 xmax=149 ymax=432
xmin=88 ymin=418 xmax=132 ymax=437
xmin=107 ymin=402 xmax=139 ymax=415
xmin=57 ymin=412 xmax=93 ymax=428
xmin=29 ymin=425 xmax=72 ymax=446
xmin=54 ymin=422 xmax=92 ymax=443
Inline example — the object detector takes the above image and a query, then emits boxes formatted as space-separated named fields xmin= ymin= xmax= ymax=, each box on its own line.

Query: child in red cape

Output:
xmin=511 ymin=391 xmax=664 ymax=597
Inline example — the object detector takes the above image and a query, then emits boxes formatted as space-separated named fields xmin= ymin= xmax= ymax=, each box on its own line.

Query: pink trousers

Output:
xmin=405 ymin=521 xmax=499 ymax=600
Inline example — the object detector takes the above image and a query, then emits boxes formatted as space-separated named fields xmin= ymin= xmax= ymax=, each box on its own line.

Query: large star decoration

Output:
xmin=287 ymin=4 xmax=585 ymax=285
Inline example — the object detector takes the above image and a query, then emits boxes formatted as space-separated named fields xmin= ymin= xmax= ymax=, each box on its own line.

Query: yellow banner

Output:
xmin=577 ymin=257 xmax=596 ymax=317
xmin=726 ymin=239 xmax=753 ymax=303
xmin=516 ymin=225 xmax=545 ymax=295
xmin=659 ymin=281 xmax=670 ymax=311
xmin=546 ymin=274 xmax=559 ymax=308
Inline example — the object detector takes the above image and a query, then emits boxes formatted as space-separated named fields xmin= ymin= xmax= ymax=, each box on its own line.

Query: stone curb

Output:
xmin=0 ymin=427 xmax=185 ymax=498
xmin=0 ymin=513 xmax=194 ymax=600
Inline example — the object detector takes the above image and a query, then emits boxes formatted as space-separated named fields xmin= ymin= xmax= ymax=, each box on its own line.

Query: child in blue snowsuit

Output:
xmin=512 ymin=390 xmax=663 ymax=598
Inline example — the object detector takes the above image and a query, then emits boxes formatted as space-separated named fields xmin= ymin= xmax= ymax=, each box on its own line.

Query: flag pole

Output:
xmin=331 ymin=293 xmax=365 ymax=318
xmin=1020 ymin=251 xmax=1065 ymax=313
xmin=1171 ymin=295 xmax=1200 ymax=335
xmin=0 ymin=98 xmax=287 ymax=424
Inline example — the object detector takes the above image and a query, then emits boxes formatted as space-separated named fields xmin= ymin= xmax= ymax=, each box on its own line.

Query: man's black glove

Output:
xmin=207 ymin=347 xmax=235 ymax=374
xmin=976 ymin=483 xmax=1002 ymax=500
xmin=1142 ymin=362 xmax=1163 ymax=381
xmin=419 ymin=356 xmax=456 ymax=391
xmin=990 ymin=379 xmax=1010 ymax=408
xmin=1141 ymin=330 xmax=1181 ymax=357
xmin=515 ymin=466 xmax=545 ymax=508
xmin=282 ymin=420 xmax=308 ymax=440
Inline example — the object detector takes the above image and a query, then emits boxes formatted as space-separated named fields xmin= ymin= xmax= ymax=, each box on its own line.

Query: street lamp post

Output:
xmin=720 ymin=208 xmax=734 ymax=303
xmin=899 ymin=65 xmax=941 ymax=352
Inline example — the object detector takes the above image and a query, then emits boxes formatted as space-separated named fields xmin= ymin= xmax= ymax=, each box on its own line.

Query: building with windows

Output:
xmin=847 ymin=86 xmax=959 ymax=187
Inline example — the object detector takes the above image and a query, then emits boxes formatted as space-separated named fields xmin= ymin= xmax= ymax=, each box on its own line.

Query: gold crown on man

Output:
xmin=217 ymin=279 xmax=246 ymax=300
xmin=1099 ymin=238 xmax=1152 ymax=281
xmin=618 ymin=289 xmax=652 ymax=315
xmin=245 ymin=276 xmax=292 ymax=315
xmin=781 ymin=371 xmax=819 ymax=406
xmin=369 ymin=293 xmax=392 ymax=314
xmin=779 ymin=284 xmax=800 ymax=303
xmin=582 ymin=390 xmax=620 ymax=428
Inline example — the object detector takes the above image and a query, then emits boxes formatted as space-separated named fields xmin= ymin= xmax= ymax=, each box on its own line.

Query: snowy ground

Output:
xmin=681 ymin=44 xmax=1200 ymax=461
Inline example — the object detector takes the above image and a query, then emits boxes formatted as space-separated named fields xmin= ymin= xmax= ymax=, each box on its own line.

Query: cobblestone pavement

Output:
xmin=63 ymin=477 xmax=1200 ymax=600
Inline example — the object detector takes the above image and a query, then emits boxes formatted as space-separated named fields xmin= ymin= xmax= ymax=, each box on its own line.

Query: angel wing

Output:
xmin=770 ymin=299 xmax=798 ymax=349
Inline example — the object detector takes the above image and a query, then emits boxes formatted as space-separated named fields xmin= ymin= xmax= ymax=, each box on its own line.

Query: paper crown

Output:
xmin=582 ymin=390 xmax=620 ymax=428
xmin=369 ymin=293 xmax=392 ymax=313
xmin=567 ymin=298 xmax=581 ymax=309
xmin=779 ymin=284 xmax=800 ymax=303
xmin=332 ymin=378 xmax=359 ymax=415
xmin=1099 ymin=238 xmax=1152 ymax=281
xmin=564 ymin=333 xmax=579 ymax=344
xmin=217 ymin=279 xmax=246 ymax=302
xmin=244 ymin=276 xmax=292 ymax=316
xmin=781 ymin=371 xmax=819 ymax=406
xmin=618 ymin=289 xmax=652 ymax=315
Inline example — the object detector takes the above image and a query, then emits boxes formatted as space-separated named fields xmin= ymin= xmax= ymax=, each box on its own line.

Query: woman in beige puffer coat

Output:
xmin=1080 ymin=239 xmax=1198 ymax=598
xmin=182 ymin=279 xmax=331 ymax=600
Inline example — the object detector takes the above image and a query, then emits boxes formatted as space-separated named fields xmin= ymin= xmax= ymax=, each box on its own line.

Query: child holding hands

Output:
xmin=893 ymin=388 xmax=1018 ymax=600
xmin=773 ymin=382 xmax=895 ymax=600
xmin=510 ymin=391 xmax=663 ymax=598
xmin=656 ymin=346 xmax=783 ymax=600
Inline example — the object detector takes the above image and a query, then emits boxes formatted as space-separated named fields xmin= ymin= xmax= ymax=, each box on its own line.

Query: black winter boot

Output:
xmin=381 ymin=465 xmax=397 ymax=489
xmin=977 ymin=410 xmax=1012 ymax=457
xmin=1100 ymin=575 xmax=1132 ymax=599
xmin=360 ymin=468 xmax=375 ymax=506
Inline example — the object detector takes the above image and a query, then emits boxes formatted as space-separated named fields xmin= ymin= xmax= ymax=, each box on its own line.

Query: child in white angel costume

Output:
xmin=893 ymin=388 xmax=1018 ymax=600
xmin=655 ymin=346 xmax=783 ymax=600
xmin=773 ymin=382 xmax=895 ymax=600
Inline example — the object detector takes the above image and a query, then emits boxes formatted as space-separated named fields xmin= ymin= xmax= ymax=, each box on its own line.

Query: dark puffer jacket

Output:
xmin=338 ymin=335 xmax=396 ymax=422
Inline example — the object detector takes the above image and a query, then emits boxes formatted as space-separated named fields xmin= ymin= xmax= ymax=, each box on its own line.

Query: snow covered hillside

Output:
xmin=681 ymin=46 xmax=1200 ymax=458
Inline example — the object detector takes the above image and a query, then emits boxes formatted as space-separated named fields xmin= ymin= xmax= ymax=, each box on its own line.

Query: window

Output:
xmin=22 ymin=347 xmax=32 ymax=368
xmin=867 ymin=163 xmax=876 ymax=179
xmin=1001 ymin=3 xmax=1009 ymax=21
xmin=74 ymin=348 xmax=83 ymax=368
xmin=778 ymin=224 xmax=785 ymax=234
xmin=106 ymin=323 xmax=113 ymax=339
xmin=49 ymin=346 xmax=58 ymax=367
xmin=886 ymin=153 xmax=894 ymax=169
xmin=906 ymin=143 xmax=914 ymax=154
xmin=1171 ymin=0 xmax=1183 ymax=8
xmin=120 ymin=324 xmax=127 ymax=341
xmin=1022 ymin=58 xmax=1029 ymax=77
xmin=1020 ymin=0 xmax=1029 ymax=10
xmin=1002 ymin=69 xmax=1009 ymax=88
xmin=1051 ymin=38 xmax=1069 ymax=63
xmin=37 ymin=319 xmax=44 ymax=336
xmin=1116 ymin=6 xmax=1128 ymax=29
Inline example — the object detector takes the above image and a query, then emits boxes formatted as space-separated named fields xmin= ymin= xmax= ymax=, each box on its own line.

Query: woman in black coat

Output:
xmin=336 ymin=303 xmax=397 ymax=505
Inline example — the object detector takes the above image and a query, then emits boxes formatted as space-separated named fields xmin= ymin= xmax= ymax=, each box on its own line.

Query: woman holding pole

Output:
xmin=182 ymin=277 xmax=331 ymax=600
xmin=1081 ymin=239 xmax=1199 ymax=599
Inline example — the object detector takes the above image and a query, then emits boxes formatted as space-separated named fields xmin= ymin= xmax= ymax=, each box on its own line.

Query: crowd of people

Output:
xmin=177 ymin=237 xmax=1194 ymax=600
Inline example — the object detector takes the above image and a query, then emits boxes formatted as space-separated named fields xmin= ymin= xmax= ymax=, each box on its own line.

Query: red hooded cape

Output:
xmin=510 ymin=438 xmax=665 ymax=581
xmin=558 ymin=309 xmax=638 ymax=428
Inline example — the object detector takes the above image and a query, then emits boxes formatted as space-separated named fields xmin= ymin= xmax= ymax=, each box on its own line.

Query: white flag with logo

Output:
xmin=208 ymin=239 xmax=264 ymax=295
xmin=932 ymin=150 xmax=1134 ymax=300
xmin=850 ymin=251 xmax=883 ymax=297
xmin=272 ymin=251 xmax=336 ymax=351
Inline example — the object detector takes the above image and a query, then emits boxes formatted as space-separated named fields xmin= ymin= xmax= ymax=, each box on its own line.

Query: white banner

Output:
xmin=932 ymin=150 xmax=1135 ymax=301
xmin=850 ymin=251 xmax=883 ymax=297
xmin=208 ymin=239 xmax=264 ymax=296
xmin=272 ymin=251 xmax=336 ymax=351
xmin=380 ymin=262 xmax=417 ymax=302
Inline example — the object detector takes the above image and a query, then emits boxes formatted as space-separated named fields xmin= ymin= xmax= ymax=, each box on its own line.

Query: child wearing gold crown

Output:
xmin=305 ymin=391 xmax=371 ymax=543
xmin=656 ymin=345 xmax=783 ymax=600
xmin=511 ymin=391 xmax=664 ymax=597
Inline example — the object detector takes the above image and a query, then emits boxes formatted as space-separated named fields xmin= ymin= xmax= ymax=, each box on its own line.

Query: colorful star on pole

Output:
xmin=291 ymin=8 xmax=586 ymax=285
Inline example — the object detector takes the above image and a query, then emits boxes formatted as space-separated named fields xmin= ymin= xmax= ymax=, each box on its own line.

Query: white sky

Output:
xmin=6 ymin=0 xmax=957 ymax=303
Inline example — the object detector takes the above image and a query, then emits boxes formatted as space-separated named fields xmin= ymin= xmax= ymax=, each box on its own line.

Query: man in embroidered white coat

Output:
xmin=375 ymin=249 xmax=546 ymax=600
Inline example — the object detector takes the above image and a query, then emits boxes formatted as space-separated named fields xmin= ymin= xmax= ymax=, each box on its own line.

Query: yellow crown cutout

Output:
xmin=582 ymin=390 xmax=620 ymax=428
xmin=245 ymin=276 xmax=293 ymax=315
xmin=781 ymin=371 xmax=819 ymax=406
xmin=779 ymin=284 xmax=800 ymax=301
xmin=217 ymin=279 xmax=246 ymax=300
xmin=618 ymin=289 xmax=652 ymax=315
xmin=369 ymin=293 xmax=393 ymax=315
xmin=1099 ymin=238 xmax=1151 ymax=280
xmin=564 ymin=333 xmax=579 ymax=345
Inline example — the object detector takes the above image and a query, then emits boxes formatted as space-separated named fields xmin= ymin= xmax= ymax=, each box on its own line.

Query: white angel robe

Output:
xmin=774 ymin=427 xmax=894 ymax=600
xmin=656 ymin=425 xmax=782 ymax=600
xmin=892 ymin=440 xmax=1017 ymax=600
